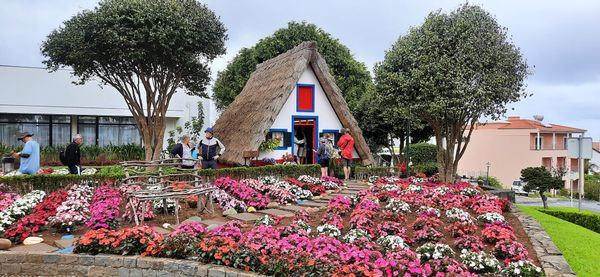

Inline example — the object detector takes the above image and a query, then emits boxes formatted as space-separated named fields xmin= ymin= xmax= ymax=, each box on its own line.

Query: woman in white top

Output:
xmin=170 ymin=134 xmax=197 ymax=169
xmin=294 ymin=134 xmax=306 ymax=164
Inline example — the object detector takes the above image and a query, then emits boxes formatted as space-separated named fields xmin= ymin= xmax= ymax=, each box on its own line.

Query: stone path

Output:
xmin=513 ymin=207 xmax=576 ymax=277
xmin=257 ymin=208 xmax=295 ymax=218
xmin=227 ymin=212 xmax=262 ymax=223
xmin=278 ymin=205 xmax=309 ymax=212
xmin=54 ymin=238 xmax=77 ymax=249
xmin=8 ymin=243 xmax=58 ymax=253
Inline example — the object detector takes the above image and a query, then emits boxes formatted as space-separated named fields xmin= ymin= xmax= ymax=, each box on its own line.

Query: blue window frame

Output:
xmin=268 ymin=128 xmax=288 ymax=150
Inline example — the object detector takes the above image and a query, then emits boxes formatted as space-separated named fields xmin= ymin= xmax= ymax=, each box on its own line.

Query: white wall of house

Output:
xmin=590 ymin=149 xmax=600 ymax=173
xmin=0 ymin=65 xmax=212 ymax=147
xmin=261 ymin=66 xmax=358 ymax=160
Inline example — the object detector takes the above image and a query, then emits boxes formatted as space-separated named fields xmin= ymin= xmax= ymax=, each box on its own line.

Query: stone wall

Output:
xmin=513 ymin=207 xmax=576 ymax=277
xmin=0 ymin=252 xmax=266 ymax=277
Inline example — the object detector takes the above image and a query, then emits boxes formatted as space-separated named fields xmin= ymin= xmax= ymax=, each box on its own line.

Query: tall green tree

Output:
xmin=355 ymin=90 xmax=432 ymax=164
xmin=521 ymin=166 xmax=563 ymax=209
xmin=375 ymin=4 xmax=530 ymax=182
xmin=213 ymin=21 xmax=372 ymax=112
xmin=41 ymin=0 xmax=227 ymax=161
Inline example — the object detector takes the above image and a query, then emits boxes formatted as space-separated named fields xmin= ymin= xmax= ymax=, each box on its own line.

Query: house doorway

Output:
xmin=293 ymin=116 xmax=317 ymax=164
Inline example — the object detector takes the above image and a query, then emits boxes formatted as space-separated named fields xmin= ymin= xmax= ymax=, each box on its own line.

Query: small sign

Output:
xmin=567 ymin=137 xmax=593 ymax=159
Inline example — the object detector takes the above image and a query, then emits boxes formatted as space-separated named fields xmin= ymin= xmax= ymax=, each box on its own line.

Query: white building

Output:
xmin=0 ymin=65 xmax=213 ymax=147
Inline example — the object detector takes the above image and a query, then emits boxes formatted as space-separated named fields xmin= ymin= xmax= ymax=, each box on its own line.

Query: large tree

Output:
xmin=213 ymin=21 xmax=372 ymax=112
xmin=355 ymin=90 xmax=432 ymax=164
xmin=41 ymin=0 xmax=227 ymax=161
xmin=375 ymin=4 xmax=530 ymax=182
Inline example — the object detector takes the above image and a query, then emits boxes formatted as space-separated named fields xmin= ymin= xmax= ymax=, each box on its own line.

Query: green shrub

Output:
xmin=412 ymin=162 xmax=439 ymax=177
xmin=406 ymin=143 xmax=437 ymax=164
xmin=585 ymin=175 xmax=600 ymax=201
xmin=538 ymin=209 xmax=600 ymax=234
xmin=0 ymin=164 xmax=321 ymax=194
xmin=476 ymin=176 xmax=504 ymax=189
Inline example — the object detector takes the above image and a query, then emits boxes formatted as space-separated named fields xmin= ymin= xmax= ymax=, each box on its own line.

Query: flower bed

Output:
xmin=86 ymin=184 xmax=122 ymax=230
xmin=3 ymin=189 xmax=68 ymax=242
xmin=214 ymin=177 xmax=270 ymax=209
xmin=71 ymin=177 xmax=541 ymax=276
xmin=48 ymin=184 xmax=94 ymax=233
xmin=0 ymin=190 xmax=46 ymax=234
xmin=0 ymin=192 xmax=20 ymax=212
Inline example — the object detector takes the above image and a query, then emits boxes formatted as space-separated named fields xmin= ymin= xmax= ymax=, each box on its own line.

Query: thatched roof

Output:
xmin=213 ymin=41 xmax=374 ymax=165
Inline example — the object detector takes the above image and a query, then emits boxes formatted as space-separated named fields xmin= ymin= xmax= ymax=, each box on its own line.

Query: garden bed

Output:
xmin=1 ymin=175 xmax=543 ymax=276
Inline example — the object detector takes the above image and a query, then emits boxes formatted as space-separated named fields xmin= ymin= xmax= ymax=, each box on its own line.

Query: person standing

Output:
xmin=198 ymin=127 xmax=225 ymax=169
xmin=316 ymin=136 xmax=332 ymax=177
xmin=11 ymin=132 xmax=40 ymax=175
xmin=294 ymin=133 xmax=306 ymax=164
xmin=337 ymin=128 xmax=354 ymax=180
xmin=65 ymin=134 xmax=83 ymax=174
xmin=170 ymin=134 xmax=197 ymax=169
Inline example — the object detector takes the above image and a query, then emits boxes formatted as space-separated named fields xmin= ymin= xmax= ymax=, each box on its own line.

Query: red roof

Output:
xmin=475 ymin=116 xmax=586 ymax=133
xmin=594 ymin=142 xmax=600 ymax=152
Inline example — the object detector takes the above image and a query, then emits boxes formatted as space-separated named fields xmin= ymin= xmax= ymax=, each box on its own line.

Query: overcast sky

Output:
xmin=1 ymin=0 xmax=599 ymax=138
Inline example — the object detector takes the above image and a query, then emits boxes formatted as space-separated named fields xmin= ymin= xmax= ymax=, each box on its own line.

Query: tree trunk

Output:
xmin=138 ymin=116 xmax=167 ymax=161
xmin=435 ymin=133 xmax=448 ymax=182
xmin=540 ymin=191 xmax=548 ymax=209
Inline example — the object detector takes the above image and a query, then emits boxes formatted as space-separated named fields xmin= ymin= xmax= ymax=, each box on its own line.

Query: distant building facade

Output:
xmin=0 ymin=65 xmax=213 ymax=148
xmin=457 ymin=116 xmax=586 ymax=189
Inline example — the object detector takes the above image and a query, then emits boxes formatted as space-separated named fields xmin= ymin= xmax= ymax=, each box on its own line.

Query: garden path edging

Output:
xmin=0 ymin=251 xmax=268 ymax=277
xmin=513 ymin=206 xmax=576 ymax=277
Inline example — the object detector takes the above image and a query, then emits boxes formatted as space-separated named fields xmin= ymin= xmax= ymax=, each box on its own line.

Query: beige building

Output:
xmin=457 ymin=116 xmax=586 ymax=189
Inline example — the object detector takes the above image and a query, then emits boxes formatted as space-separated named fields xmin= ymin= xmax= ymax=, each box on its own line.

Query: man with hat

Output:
xmin=11 ymin=131 xmax=40 ymax=174
xmin=197 ymin=127 xmax=225 ymax=169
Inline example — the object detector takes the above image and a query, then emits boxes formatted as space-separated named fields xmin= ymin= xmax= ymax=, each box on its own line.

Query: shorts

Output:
xmin=341 ymin=158 xmax=353 ymax=167
xmin=318 ymin=158 xmax=330 ymax=167
xmin=297 ymin=147 xmax=307 ymax=158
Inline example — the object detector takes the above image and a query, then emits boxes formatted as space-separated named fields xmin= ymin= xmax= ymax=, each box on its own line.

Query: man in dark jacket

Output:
xmin=65 ymin=134 xmax=83 ymax=174
xmin=198 ymin=127 xmax=225 ymax=169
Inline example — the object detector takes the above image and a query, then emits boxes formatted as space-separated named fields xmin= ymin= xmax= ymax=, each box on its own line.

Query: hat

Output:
xmin=205 ymin=127 xmax=214 ymax=134
xmin=17 ymin=131 xmax=33 ymax=141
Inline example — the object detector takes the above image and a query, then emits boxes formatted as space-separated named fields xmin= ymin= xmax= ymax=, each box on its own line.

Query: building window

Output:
xmin=266 ymin=129 xmax=289 ymax=150
xmin=0 ymin=114 xmax=70 ymax=146
xmin=296 ymin=84 xmax=315 ymax=112
xmin=78 ymin=116 xmax=141 ymax=146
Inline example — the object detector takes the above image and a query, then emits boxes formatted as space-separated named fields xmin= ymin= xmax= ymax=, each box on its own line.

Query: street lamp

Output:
xmin=485 ymin=162 xmax=491 ymax=186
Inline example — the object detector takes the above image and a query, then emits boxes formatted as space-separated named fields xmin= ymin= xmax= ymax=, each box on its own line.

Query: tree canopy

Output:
xmin=213 ymin=21 xmax=372 ymax=112
xmin=41 ymin=0 xmax=227 ymax=160
xmin=375 ymin=4 xmax=530 ymax=181
xmin=521 ymin=166 xmax=563 ymax=209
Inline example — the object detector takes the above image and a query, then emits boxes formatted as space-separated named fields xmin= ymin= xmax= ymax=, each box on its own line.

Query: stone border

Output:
xmin=0 ymin=251 xmax=267 ymax=277
xmin=513 ymin=207 xmax=576 ymax=277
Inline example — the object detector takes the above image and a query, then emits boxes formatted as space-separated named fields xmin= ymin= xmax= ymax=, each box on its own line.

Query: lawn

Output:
xmin=518 ymin=205 xmax=600 ymax=277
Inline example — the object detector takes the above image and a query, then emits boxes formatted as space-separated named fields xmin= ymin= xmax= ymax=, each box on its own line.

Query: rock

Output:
xmin=23 ymin=236 xmax=43 ymax=245
xmin=0 ymin=238 xmax=12 ymax=250
xmin=182 ymin=216 xmax=202 ymax=224
xmin=206 ymin=224 xmax=219 ymax=231
xmin=162 ymin=223 xmax=172 ymax=229
xmin=222 ymin=208 xmax=238 ymax=216
xmin=267 ymin=202 xmax=279 ymax=208
xmin=247 ymin=207 xmax=257 ymax=213
xmin=312 ymin=196 xmax=322 ymax=200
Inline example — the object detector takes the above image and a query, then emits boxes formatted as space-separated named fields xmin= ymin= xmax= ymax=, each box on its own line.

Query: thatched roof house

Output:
xmin=213 ymin=41 xmax=374 ymax=166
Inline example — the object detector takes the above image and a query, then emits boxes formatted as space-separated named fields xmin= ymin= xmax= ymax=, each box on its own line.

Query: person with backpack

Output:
xmin=197 ymin=127 xmax=225 ymax=169
xmin=170 ymin=134 xmax=197 ymax=169
xmin=337 ymin=128 xmax=355 ymax=180
xmin=316 ymin=136 xmax=333 ymax=177
xmin=62 ymin=134 xmax=83 ymax=174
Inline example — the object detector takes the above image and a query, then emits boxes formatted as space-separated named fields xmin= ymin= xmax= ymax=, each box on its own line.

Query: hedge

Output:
xmin=538 ymin=209 xmax=600 ymax=234
xmin=355 ymin=166 xmax=396 ymax=180
xmin=411 ymin=162 xmax=439 ymax=177
xmin=407 ymin=143 xmax=437 ymax=164
xmin=0 ymin=164 xmax=321 ymax=194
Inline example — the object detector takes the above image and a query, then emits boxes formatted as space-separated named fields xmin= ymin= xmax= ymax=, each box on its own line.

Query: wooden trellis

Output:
xmin=119 ymin=159 xmax=216 ymax=226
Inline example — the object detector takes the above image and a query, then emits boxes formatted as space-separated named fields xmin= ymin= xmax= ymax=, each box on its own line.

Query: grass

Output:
xmin=518 ymin=205 xmax=600 ymax=277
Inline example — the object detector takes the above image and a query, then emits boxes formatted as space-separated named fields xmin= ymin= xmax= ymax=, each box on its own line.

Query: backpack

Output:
xmin=59 ymin=147 xmax=68 ymax=165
